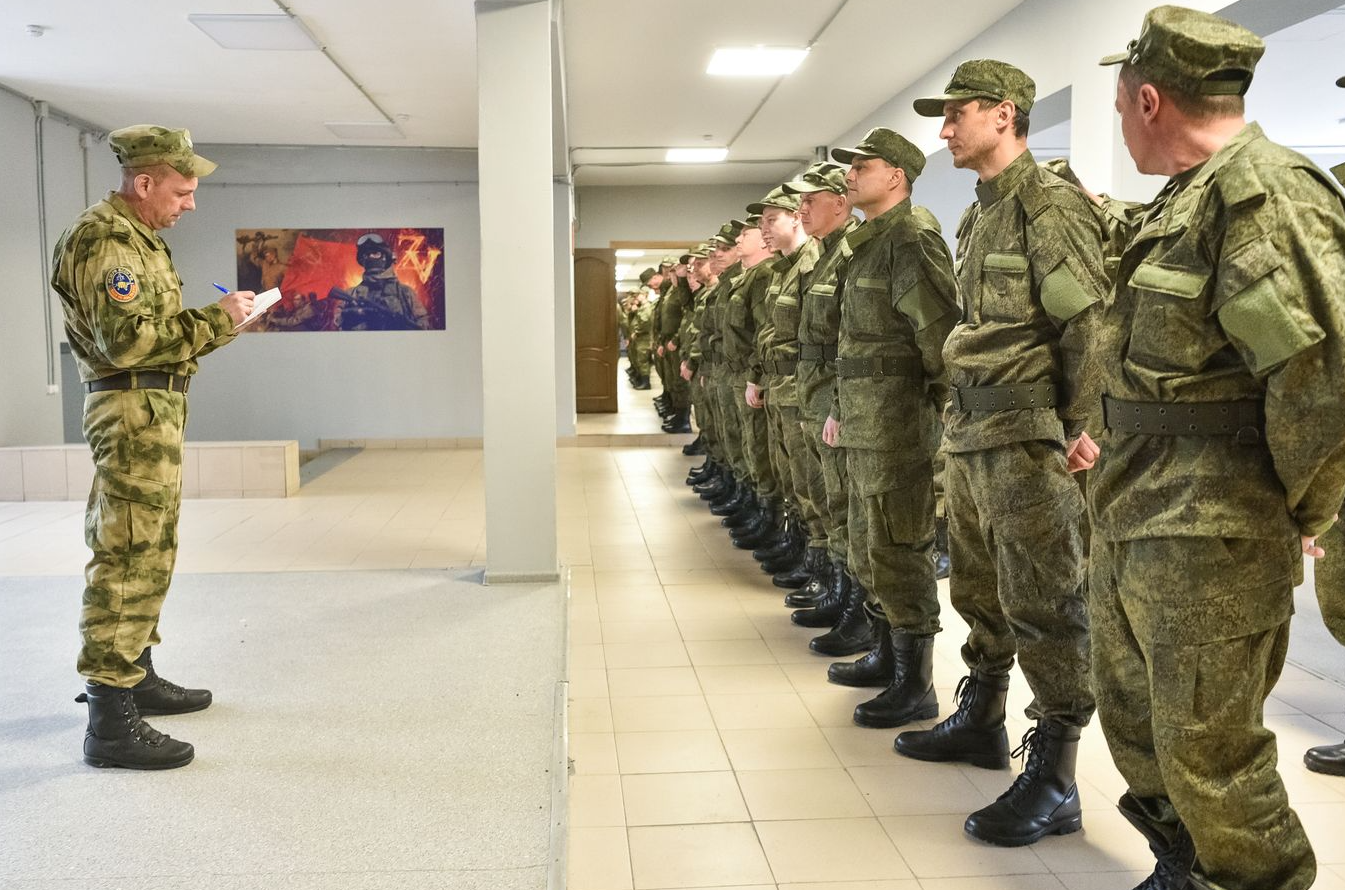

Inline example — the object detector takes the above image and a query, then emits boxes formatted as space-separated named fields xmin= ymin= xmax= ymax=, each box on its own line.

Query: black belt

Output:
xmin=86 ymin=371 xmax=191 ymax=395
xmin=798 ymin=343 xmax=838 ymax=362
xmin=764 ymin=358 xmax=798 ymax=376
xmin=837 ymin=356 xmax=924 ymax=379
xmin=1102 ymin=395 xmax=1263 ymax=444
xmin=950 ymin=383 xmax=1057 ymax=412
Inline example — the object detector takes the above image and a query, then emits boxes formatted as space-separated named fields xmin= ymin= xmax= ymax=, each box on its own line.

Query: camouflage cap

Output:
xmin=638 ymin=267 xmax=657 ymax=285
xmin=660 ymin=256 xmax=677 ymax=268
xmin=913 ymin=59 xmax=1036 ymax=117
xmin=746 ymin=186 xmax=802 ymax=215
xmin=780 ymin=162 xmax=848 ymax=196
xmin=680 ymin=244 xmax=711 ymax=263
xmin=732 ymin=215 xmax=762 ymax=231
xmin=1099 ymin=5 xmax=1264 ymax=97
xmin=109 ymin=125 xmax=217 ymax=178
xmin=711 ymin=220 xmax=744 ymax=246
xmin=830 ymin=127 xmax=927 ymax=182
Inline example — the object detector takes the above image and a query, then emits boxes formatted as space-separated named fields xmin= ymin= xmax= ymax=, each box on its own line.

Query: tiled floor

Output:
xmin=2 ymin=425 xmax=1344 ymax=890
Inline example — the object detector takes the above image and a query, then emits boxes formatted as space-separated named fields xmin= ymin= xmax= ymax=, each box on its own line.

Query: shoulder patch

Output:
xmin=105 ymin=267 xmax=139 ymax=303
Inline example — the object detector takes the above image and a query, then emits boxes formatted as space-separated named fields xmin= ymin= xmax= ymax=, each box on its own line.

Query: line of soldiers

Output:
xmin=666 ymin=8 xmax=1345 ymax=889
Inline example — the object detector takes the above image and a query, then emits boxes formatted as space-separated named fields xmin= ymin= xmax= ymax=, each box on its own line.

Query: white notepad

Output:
xmin=235 ymin=288 xmax=283 ymax=330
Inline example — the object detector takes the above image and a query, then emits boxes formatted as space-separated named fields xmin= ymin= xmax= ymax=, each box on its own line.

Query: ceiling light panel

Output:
xmin=188 ymin=14 xmax=320 ymax=51
xmin=707 ymin=46 xmax=809 ymax=77
xmin=666 ymin=148 xmax=728 ymax=163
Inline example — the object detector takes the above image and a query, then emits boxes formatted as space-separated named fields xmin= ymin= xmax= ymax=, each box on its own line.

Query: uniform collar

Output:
xmin=106 ymin=191 xmax=164 ymax=247
xmin=975 ymin=148 xmax=1036 ymax=209
xmin=1171 ymin=121 xmax=1262 ymax=196
xmin=820 ymin=215 xmax=858 ymax=252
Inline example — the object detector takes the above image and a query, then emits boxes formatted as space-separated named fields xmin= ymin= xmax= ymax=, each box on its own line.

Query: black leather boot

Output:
xmin=1117 ymin=792 xmax=1197 ymax=890
xmin=895 ymin=670 xmax=1011 ymax=769
xmin=682 ymin=435 xmax=706 ymax=456
xmin=963 ymin=719 xmax=1083 ymax=846
xmin=852 ymin=631 xmax=938 ymax=726
xmin=753 ymin=514 xmax=796 ymax=562
xmin=710 ymin=482 xmax=750 ymax=516
xmin=784 ymin=549 xmax=831 ymax=606
xmin=809 ymin=581 xmax=876 ymax=656
xmin=1305 ymin=741 xmax=1345 ymax=776
xmin=773 ymin=534 xmax=818 ymax=588
xmin=733 ymin=503 xmax=779 ymax=548
xmin=686 ymin=458 xmax=714 ymax=485
xmin=828 ymin=603 xmax=894 ymax=687
xmin=933 ymin=517 xmax=950 ymax=581
xmin=722 ymin=490 xmax=760 ymax=529
xmin=131 ymin=648 xmax=212 ymax=715
xmin=792 ymin=560 xmax=850 ymax=628
xmin=694 ymin=466 xmax=727 ymax=496
xmin=662 ymin=410 xmax=692 ymax=434
xmin=77 ymin=682 xmax=195 ymax=770
xmin=761 ymin=541 xmax=803 ymax=575
xmin=633 ymin=376 xmax=651 ymax=390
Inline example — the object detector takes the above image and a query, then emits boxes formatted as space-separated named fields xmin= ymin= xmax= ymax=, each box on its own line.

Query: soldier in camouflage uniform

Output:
xmin=51 ymin=126 xmax=256 ymax=770
xmin=821 ymin=129 xmax=960 ymax=727
xmin=687 ymin=231 xmax=742 ymax=501
xmin=657 ymin=259 xmax=694 ymax=433
xmin=335 ymin=233 xmax=429 ymax=331
xmin=699 ymin=227 xmax=753 ymax=517
xmin=896 ymin=60 xmax=1108 ymax=848
xmin=1088 ymin=10 xmax=1345 ymax=888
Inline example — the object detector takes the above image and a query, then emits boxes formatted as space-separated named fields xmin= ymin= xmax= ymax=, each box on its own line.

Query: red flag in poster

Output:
xmin=277 ymin=235 xmax=362 ymax=308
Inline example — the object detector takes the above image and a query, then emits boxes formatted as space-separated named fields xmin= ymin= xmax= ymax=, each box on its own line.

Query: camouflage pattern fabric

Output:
xmin=724 ymin=261 xmax=778 ymax=498
xmin=1312 ymin=520 xmax=1345 ymax=644
xmin=338 ymin=269 xmax=427 ymax=330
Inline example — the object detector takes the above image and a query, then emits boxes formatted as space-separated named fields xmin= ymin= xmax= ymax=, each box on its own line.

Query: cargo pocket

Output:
xmin=85 ymin=467 xmax=172 ymax=558
xmin=1126 ymin=260 xmax=1210 ymax=365
xmin=979 ymin=252 xmax=1031 ymax=321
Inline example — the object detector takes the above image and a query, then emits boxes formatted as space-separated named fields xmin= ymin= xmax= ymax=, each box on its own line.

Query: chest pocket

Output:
xmin=145 ymin=270 xmax=183 ymax=315
xmin=846 ymin=276 xmax=893 ymax=339
xmin=1125 ymin=260 xmax=1211 ymax=367
xmin=773 ymin=291 xmax=800 ymax=337
xmin=725 ymin=295 xmax=749 ymax=329
xmin=978 ymin=251 xmax=1030 ymax=321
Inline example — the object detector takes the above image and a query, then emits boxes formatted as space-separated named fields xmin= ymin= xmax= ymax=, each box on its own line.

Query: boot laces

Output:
xmin=997 ymin=727 xmax=1046 ymax=802
xmin=118 ymin=692 xmax=167 ymax=746
xmin=1143 ymin=827 xmax=1194 ymax=888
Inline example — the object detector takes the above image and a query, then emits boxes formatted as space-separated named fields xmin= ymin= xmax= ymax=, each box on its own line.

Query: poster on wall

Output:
xmin=234 ymin=227 xmax=445 ymax=332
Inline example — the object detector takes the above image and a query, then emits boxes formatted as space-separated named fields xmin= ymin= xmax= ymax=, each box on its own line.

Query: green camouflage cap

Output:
xmin=1099 ymin=5 xmax=1264 ymax=97
xmin=731 ymin=216 xmax=761 ymax=231
xmin=109 ymin=125 xmax=217 ymax=178
xmin=914 ymin=59 xmax=1036 ymax=117
xmin=711 ymin=220 xmax=744 ymax=246
xmin=780 ymin=162 xmax=848 ymax=196
xmin=638 ymin=267 xmax=657 ymax=285
xmin=830 ymin=127 xmax=927 ymax=182
xmin=680 ymin=244 xmax=711 ymax=263
xmin=659 ymin=256 xmax=677 ymax=268
xmin=746 ymin=186 xmax=801 ymax=215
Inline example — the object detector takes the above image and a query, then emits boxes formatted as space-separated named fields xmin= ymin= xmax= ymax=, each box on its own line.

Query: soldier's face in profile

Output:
xmin=798 ymin=191 xmax=844 ymax=236
xmin=138 ymin=168 xmax=198 ymax=230
xmin=940 ymin=99 xmax=996 ymax=170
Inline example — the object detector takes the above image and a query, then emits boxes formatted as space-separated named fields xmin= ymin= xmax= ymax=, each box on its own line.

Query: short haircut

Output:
xmin=977 ymin=98 xmax=1031 ymax=138
xmin=1119 ymin=62 xmax=1245 ymax=120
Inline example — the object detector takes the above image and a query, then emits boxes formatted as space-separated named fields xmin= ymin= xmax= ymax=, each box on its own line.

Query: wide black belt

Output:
xmin=837 ymin=356 xmax=924 ymax=379
xmin=950 ymin=382 xmax=1057 ymax=412
xmin=86 ymin=371 xmax=190 ymax=395
xmin=1102 ymin=395 xmax=1263 ymax=444
xmin=764 ymin=358 xmax=798 ymax=376
xmin=798 ymin=343 xmax=838 ymax=362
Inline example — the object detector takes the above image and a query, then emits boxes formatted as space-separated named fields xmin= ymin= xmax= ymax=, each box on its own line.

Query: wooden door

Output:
xmin=574 ymin=248 xmax=618 ymax=413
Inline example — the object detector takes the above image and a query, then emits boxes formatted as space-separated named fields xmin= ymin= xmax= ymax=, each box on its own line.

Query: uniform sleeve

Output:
xmin=895 ymin=229 xmax=961 ymax=409
xmin=745 ymin=273 xmax=772 ymax=385
xmin=75 ymin=228 xmax=235 ymax=370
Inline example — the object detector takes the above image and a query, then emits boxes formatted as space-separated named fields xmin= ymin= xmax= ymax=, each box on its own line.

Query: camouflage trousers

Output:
xmin=1311 ymin=519 xmax=1345 ymax=644
xmin=945 ymin=440 xmax=1093 ymax=724
xmin=777 ymin=400 xmax=827 ymax=546
xmin=1090 ymin=536 xmax=1314 ymax=890
xmin=733 ymin=374 xmax=778 ymax=500
xmin=628 ymin=336 xmax=651 ymax=378
xmin=79 ymin=389 xmax=187 ymax=688
xmin=662 ymin=350 xmax=690 ymax=412
xmin=804 ymin=420 xmax=849 ymax=564
xmin=692 ymin=371 xmax=720 ymax=460
xmin=713 ymin=376 xmax=747 ymax=479
xmin=846 ymin=449 xmax=940 ymax=636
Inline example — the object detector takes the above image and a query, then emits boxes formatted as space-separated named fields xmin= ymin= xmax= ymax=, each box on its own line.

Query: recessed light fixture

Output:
xmin=188 ymin=14 xmax=320 ymax=51
xmin=615 ymin=249 xmax=646 ymax=258
xmin=707 ymin=46 xmax=809 ymax=77
xmin=666 ymin=147 xmax=729 ymax=164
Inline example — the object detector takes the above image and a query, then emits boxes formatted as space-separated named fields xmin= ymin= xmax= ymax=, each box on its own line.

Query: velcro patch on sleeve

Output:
xmin=104 ymin=267 xmax=139 ymax=303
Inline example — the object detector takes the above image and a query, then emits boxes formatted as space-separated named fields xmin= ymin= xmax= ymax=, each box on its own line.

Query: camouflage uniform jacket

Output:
xmin=1090 ymin=123 xmax=1345 ymax=543
xmin=52 ymin=192 xmax=235 ymax=382
xmin=760 ymin=238 xmax=821 ymax=405
xmin=748 ymin=254 xmax=788 ymax=387
xmin=1332 ymin=162 xmax=1345 ymax=188
xmin=696 ymin=262 xmax=743 ymax=371
xmin=798 ymin=217 xmax=861 ymax=419
xmin=658 ymin=278 xmax=692 ymax=348
xmin=721 ymin=259 xmax=774 ymax=378
xmin=836 ymin=199 xmax=959 ymax=452
xmin=681 ymin=282 xmax=708 ymax=374
xmin=942 ymin=149 xmax=1109 ymax=453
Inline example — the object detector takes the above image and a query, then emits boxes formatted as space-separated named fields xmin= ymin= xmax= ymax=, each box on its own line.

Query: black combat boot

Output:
xmin=791 ymin=560 xmax=850 ymax=628
xmin=809 ymin=581 xmax=876 ymax=656
xmin=828 ymin=603 xmax=895 ymax=687
xmin=131 ymin=648 xmax=212 ymax=715
xmin=662 ymin=410 xmax=692 ymax=434
xmin=963 ymin=719 xmax=1083 ymax=846
xmin=1117 ymin=792 xmax=1198 ymax=890
xmin=761 ymin=540 xmax=803 ymax=575
xmin=1305 ymin=740 xmax=1345 ymax=776
xmin=722 ymin=490 xmax=760 ymax=529
xmin=784 ymin=549 xmax=831 ymax=606
xmin=852 ymin=631 xmax=938 ymax=726
xmin=707 ymin=474 xmax=742 ymax=508
xmin=733 ymin=502 xmax=779 ymax=549
xmin=633 ymin=376 xmax=651 ymax=390
xmin=710 ymin=481 xmax=750 ymax=516
xmin=686 ymin=458 xmax=715 ymax=485
xmin=754 ymin=516 xmax=795 ymax=562
xmin=895 ymin=670 xmax=1011 ymax=769
xmin=681 ymin=434 xmax=705 ymax=456
xmin=77 ymin=681 xmax=195 ymax=770
xmin=933 ymin=517 xmax=950 ymax=581
xmin=772 ymin=532 xmax=818 ymax=588
xmin=695 ymin=469 xmax=730 ymax=498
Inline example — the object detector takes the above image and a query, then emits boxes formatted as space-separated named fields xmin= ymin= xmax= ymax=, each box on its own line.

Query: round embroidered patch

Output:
xmin=105 ymin=267 xmax=139 ymax=303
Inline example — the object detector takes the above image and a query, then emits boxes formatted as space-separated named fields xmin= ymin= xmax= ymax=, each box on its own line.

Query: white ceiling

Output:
xmin=2 ymin=0 xmax=1342 ymax=189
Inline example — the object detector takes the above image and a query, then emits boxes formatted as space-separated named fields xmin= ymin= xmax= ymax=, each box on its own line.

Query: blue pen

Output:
xmin=212 ymin=282 xmax=229 ymax=294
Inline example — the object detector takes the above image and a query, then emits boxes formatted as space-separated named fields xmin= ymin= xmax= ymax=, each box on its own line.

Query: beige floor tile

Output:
xmin=777 ymin=883 xmax=920 ymax=890
xmin=610 ymin=695 xmax=715 ymax=732
xmin=615 ymin=729 xmax=731 ymax=773
xmin=570 ymin=774 xmax=626 ymax=827
xmin=1295 ymin=800 xmax=1345 ymax=864
xmin=1029 ymin=807 xmax=1163 ymax=875
xmin=848 ymin=761 xmax=993 ymax=816
xmin=601 ymin=620 xmax=686 ymax=644
xmin=600 ymin=599 xmax=675 ymax=623
xmin=765 ymin=635 xmax=828 ymax=664
xmin=676 ymin=617 xmax=763 ymax=641
xmin=608 ymin=667 xmax=703 ymax=698
xmin=720 ymin=726 xmax=841 ymax=770
xmin=697 ymin=664 xmax=796 ymax=694
xmin=923 ymin=878 xmax=1068 ymax=890
xmin=571 ymin=643 xmax=608 ymax=670
xmin=737 ymin=767 xmax=871 ymax=820
xmin=756 ymin=817 xmax=912 ymax=883
xmin=799 ymin=688 xmax=875 ymax=727
xmin=627 ymin=823 xmax=774 ymax=889
xmin=571 ymin=619 xmax=603 ymax=645
xmin=706 ymin=692 xmax=817 ymax=730
xmin=782 ymin=660 xmax=847 ymax=693
xmin=570 ymin=732 xmax=619 ymax=775
xmin=603 ymin=641 xmax=691 ymax=669
xmin=569 ymin=697 xmax=614 ymax=733
xmin=622 ymin=771 xmax=750 ymax=825
xmin=685 ymin=639 xmax=777 ymax=666
xmin=570 ymin=668 xmax=610 ymax=699
xmin=879 ymin=814 xmax=1050 ymax=878
xmin=569 ymin=825 xmax=633 ymax=890
xmin=752 ymin=611 xmax=814 ymax=640
xmin=821 ymin=725 xmax=908 ymax=767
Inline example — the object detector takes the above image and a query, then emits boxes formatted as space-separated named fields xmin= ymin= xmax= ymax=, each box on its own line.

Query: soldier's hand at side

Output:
xmin=1066 ymin=431 xmax=1100 ymax=473
xmin=657 ymin=346 xmax=665 ymax=357
xmin=219 ymin=290 xmax=256 ymax=326
xmin=666 ymin=341 xmax=677 ymax=353
xmin=823 ymin=416 xmax=841 ymax=448
xmin=1303 ymin=535 xmax=1326 ymax=559
xmin=680 ymin=361 xmax=692 ymax=381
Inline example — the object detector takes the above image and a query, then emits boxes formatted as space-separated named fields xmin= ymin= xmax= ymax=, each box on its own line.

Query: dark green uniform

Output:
xmin=657 ymin=277 xmax=693 ymax=412
xmin=723 ymin=258 xmax=779 ymax=502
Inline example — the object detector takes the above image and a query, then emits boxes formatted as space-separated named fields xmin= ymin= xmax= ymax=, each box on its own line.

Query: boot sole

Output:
xmin=963 ymin=814 xmax=1083 ymax=847
xmin=84 ymin=751 xmax=195 ymax=770
xmin=809 ymin=637 xmax=875 ymax=657
xmin=894 ymin=741 xmax=1010 ymax=770
xmin=852 ymin=702 xmax=939 ymax=729
xmin=134 ymin=700 xmax=212 ymax=717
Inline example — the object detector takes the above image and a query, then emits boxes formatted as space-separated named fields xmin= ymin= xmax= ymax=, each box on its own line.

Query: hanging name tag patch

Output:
xmin=105 ymin=268 xmax=139 ymax=303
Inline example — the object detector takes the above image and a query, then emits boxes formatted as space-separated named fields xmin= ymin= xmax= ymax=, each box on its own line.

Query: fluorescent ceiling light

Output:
xmin=666 ymin=148 xmax=728 ymax=164
xmin=324 ymin=121 xmax=405 ymax=140
xmin=707 ymin=46 xmax=809 ymax=77
xmin=188 ymin=14 xmax=320 ymax=51
xmin=615 ymin=249 xmax=646 ymax=258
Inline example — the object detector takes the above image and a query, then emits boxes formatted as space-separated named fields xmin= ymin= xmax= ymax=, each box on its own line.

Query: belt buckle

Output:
xmin=1235 ymin=426 xmax=1260 ymax=446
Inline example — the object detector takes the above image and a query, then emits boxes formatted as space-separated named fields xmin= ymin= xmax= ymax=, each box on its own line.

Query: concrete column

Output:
xmin=476 ymin=0 xmax=559 ymax=582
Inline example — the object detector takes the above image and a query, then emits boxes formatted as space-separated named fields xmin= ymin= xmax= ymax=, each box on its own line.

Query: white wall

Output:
xmin=574 ymin=183 xmax=776 ymax=248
